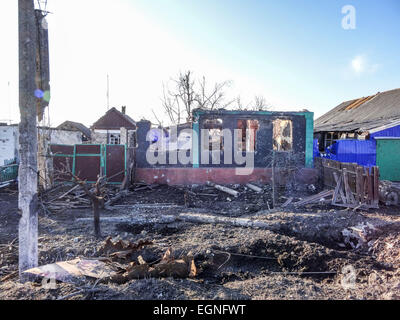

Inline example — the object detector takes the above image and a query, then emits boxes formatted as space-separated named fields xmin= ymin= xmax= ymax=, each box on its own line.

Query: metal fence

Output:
xmin=50 ymin=144 xmax=127 ymax=184
xmin=0 ymin=158 xmax=18 ymax=184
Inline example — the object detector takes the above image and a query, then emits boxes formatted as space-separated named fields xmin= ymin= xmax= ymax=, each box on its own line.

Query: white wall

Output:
xmin=0 ymin=125 xmax=18 ymax=166
xmin=47 ymin=128 xmax=82 ymax=145
xmin=0 ymin=125 xmax=82 ymax=166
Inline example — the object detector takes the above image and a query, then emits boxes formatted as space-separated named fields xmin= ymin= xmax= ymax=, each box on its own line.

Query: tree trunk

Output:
xmin=93 ymin=201 xmax=101 ymax=237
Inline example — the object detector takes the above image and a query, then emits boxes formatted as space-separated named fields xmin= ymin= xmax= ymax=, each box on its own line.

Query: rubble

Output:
xmin=379 ymin=180 xmax=400 ymax=206
xmin=22 ymin=239 xmax=197 ymax=286
xmin=341 ymin=222 xmax=380 ymax=250
xmin=1 ymin=183 xmax=400 ymax=300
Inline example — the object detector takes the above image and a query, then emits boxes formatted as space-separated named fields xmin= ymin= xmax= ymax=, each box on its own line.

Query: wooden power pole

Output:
xmin=18 ymin=0 xmax=38 ymax=281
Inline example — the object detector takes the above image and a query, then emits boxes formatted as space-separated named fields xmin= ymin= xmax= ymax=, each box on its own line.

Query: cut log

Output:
xmin=206 ymin=181 xmax=239 ymax=197
xmin=246 ymin=183 xmax=262 ymax=193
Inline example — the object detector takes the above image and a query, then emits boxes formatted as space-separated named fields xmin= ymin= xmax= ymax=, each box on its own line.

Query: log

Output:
xmin=176 ymin=213 xmax=272 ymax=229
xmin=76 ymin=215 xmax=176 ymax=225
xmin=246 ymin=183 xmax=263 ymax=193
xmin=206 ymin=181 xmax=239 ymax=197
xmin=76 ymin=212 xmax=273 ymax=230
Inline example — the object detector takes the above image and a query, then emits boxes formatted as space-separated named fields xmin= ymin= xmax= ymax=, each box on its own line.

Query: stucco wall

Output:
xmin=0 ymin=126 xmax=18 ymax=166
xmin=0 ymin=125 xmax=82 ymax=166
xmin=47 ymin=128 xmax=81 ymax=145
xmin=91 ymin=130 xmax=109 ymax=144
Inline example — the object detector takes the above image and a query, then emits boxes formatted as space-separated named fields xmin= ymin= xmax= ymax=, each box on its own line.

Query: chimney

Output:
xmin=121 ymin=106 xmax=126 ymax=114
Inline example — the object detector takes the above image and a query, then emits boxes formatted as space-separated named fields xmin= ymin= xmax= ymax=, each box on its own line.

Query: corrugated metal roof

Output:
xmin=315 ymin=88 xmax=400 ymax=133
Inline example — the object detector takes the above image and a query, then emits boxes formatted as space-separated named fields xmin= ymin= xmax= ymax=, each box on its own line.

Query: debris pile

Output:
xmin=39 ymin=184 xmax=130 ymax=213
xmin=371 ymin=232 xmax=400 ymax=268
xmin=341 ymin=222 xmax=379 ymax=250
xmin=293 ymin=190 xmax=334 ymax=207
xmin=379 ymin=180 xmax=400 ymax=206
xmin=23 ymin=237 xmax=197 ymax=286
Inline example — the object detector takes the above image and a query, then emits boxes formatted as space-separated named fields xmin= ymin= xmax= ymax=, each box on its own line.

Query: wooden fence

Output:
xmin=314 ymin=157 xmax=379 ymax=209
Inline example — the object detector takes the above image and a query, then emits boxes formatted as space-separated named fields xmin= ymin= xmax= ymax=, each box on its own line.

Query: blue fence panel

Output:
xmin=313 ymin=139 xmax=320 ymax=159
xmin=370 ymin=124 xmax=400 ymax=139
xmin=319 ymin=139 xmax=376 ymax=167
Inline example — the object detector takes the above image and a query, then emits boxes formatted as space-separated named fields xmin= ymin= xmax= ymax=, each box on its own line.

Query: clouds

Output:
xmin=350 ymin=54 xmax=380 ymax=75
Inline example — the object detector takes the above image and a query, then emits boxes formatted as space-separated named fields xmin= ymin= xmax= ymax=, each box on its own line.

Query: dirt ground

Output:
xmin=1 ymin=183 xmax=400 ymax=300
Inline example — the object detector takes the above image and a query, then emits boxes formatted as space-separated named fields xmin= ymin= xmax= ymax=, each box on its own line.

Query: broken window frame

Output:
xmin=108 ymin=133 xmax=121 ymax=145
xmin=202 ymin=118 xmax=224 ymax=151
xmin=272 ymin=119 xmax=293 ymax=152
xmin=236 ymin=119 xmax=259 ymax=152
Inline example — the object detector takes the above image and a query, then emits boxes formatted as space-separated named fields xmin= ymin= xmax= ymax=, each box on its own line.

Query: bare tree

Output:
xmin=253 ymin=95 xmax=271 ymax=111
xmin=176 ymin=71 xmax=196 ymax=122
xmin=234 ymin=95 xmax=272 ymax=111
xmin=161 ymin=83 xmax=181 ymax=125
xmin=195 ymin=76 xmax=234 ymax=111
xmin=151 ymin=109 xmax=164 ymax=127
xmin=161 ymin=71 xmax=233 ymax=124
xmin=234 ymin=95 xmax=251 ymax=111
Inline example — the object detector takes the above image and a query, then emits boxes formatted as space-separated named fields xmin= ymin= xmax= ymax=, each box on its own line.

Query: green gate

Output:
xmin=376 ymin=137 xmax=400 ymax=181
xmin=50 ymin=144 xmax=127 ymax=184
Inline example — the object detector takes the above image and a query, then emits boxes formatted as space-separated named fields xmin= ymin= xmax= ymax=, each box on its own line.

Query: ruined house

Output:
xmin=135 ymin=109 xmax=315 ymax=185
xmin=91 ymin=106 xmax=136 ymax=144
xmin=0 ymin=123 xmax=84 ymax=188
xmin=0 ymin=124 xmax=82 ymax=166
xmin=314 ymin=88 xmax=400 ymax=181
xmin=57 ymin=121 xmax=91 ymax=143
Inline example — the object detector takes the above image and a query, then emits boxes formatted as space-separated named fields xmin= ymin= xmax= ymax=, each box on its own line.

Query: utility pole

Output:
xmin=107 ymin=74 xmax=110 ymax=110
xmin=18 ymin=0 xmax=38 ymax=281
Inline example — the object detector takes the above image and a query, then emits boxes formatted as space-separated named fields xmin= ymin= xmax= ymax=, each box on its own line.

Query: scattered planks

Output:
xmin=293 ymin=190 xmax=334 ymax=207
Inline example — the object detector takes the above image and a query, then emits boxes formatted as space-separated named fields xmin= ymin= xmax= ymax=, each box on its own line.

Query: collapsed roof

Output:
xmin=57 ymin=121 xmax=91 ymax=139
xmin=314 ymin=88 xmax=400 ymax=133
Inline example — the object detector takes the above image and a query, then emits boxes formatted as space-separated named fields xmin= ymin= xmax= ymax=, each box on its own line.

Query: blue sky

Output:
xmin=0 ymin=0 xmax=399 ymax=126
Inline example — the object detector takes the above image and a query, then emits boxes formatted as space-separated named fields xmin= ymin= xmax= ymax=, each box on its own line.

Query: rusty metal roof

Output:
xmin=315 ymin=88 xmax=400 ymax=133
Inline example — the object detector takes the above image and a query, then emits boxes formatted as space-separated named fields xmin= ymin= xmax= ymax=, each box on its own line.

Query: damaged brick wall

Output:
xmin=133 ymin=110 xmax=316 ymax=186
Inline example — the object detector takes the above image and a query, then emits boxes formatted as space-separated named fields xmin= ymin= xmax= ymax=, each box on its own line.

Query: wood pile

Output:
xmin=40 ymin=184 xmax=127 ymax=213
xmin=293 ymin=190 xmax=334 ymax=207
